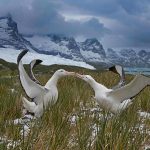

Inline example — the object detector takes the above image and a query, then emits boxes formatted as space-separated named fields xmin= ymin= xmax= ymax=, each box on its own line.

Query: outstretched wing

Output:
xmin=107 ymin=74 xmax=150 ymax=102
xmin=109 ymin=65 xmax=125 ymax=89
xmin=18 ymin=50 xmax=46 ymax=99
xmin=112 ymin=79 xmax=125 ymax=90
xmin=30 ymin=59 xmax=43 ymax=84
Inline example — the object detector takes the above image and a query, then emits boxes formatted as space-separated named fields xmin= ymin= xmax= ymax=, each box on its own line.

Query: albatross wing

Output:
xmin=30 ymin=59 xmax=43 ymax=84
xmin=107 ymin=74 xmax=150 ymax=102
xmin=109 ymin=65 xmax=125 ymax=89
xmin=18 ymin=50 xmax=46 ymax=100
xmin=19 ymin=60 xmax=45 ymax=99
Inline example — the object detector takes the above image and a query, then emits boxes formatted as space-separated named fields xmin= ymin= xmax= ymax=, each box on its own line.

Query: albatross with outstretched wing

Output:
xmin=76 ymin=73 xmax=150 ymax=113
xmin=18 ymin=50 xmax=75 ymax=117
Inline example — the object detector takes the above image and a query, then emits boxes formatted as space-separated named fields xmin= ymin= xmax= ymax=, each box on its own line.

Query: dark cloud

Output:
xmin=63 ymin=0 xmax=119 ymax=16
xmin=63 ymin=0 xmax=150 ymax=48
xmin=0 ymin=0 xmax=109 ymax=40
xmin=67 ymin=18 xmax=110 ymax=38
xmin=0 ymin=0 xmax=150 ymax=48
xmin=118 ymin=0 xmax=150 ymax=15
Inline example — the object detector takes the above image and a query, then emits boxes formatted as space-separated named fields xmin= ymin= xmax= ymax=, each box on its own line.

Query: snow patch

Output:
xmin=138 ymin=111 xmax=150 ymax=118
xmin=0 ymin=48 xmax=95 ymax=69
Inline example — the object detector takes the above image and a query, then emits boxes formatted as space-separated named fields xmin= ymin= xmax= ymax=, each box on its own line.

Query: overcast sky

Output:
xmin=0 ymin=0 xmax=150 ymax=49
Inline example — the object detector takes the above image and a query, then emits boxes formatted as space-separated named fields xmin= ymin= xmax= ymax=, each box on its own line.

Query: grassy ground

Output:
xmin=0 ymin=63 xmax=149 ymax=150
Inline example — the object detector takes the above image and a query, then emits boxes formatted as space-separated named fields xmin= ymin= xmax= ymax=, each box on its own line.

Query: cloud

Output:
xmin=65 ymin=18 xmax=110 ymax=38
xmin=62 ymin=0 xmax=150 ymax=48
xmin=0 ymin=0 xmax=109 ymax=40
xmin=62 ymin=0 xmax=120 ymax=17
xmin=0 ymin=0 xmax=150 ymax=48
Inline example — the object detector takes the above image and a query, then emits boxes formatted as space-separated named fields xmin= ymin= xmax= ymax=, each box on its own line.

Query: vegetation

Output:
xmin=0 ymin=61 xmax=149 ymax=149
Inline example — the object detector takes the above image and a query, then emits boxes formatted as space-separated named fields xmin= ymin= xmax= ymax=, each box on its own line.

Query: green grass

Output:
xmin=0 ymin=63 xmax=149 ymax=150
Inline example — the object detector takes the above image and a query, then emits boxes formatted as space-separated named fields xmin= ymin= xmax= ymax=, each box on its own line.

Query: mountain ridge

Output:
xmin=0 ymin=15 xmax=150 ymax=68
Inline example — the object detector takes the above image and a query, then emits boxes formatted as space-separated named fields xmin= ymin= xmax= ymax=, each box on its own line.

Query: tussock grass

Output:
xmin=0 ymin=65 xmax=149 ymax=149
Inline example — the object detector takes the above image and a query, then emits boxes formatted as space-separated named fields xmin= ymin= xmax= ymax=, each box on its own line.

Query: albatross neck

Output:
xmin=88 ymin=79 xmax=100 ymax=91
xmin=45 ymin=73 xmax=60 ymax=89
xmin=89 ymin=79 xmax=107 ymax=93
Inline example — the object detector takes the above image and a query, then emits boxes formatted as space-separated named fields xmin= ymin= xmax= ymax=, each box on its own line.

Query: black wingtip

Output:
xmin=108 ymin=65 xmax=118 ymax=74
xmin=31 ymin=59 xmax=43 ymax=69
xmin=17 ymin=50 xmax=28 ymax=64
xmin=35 ymin=59 xmax=43 ymax=65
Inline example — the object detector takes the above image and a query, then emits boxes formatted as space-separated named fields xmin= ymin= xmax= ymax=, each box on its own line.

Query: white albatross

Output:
xmin=17 ymin=50 xmax=75 ymax=118
xmin=76 ymin=73 xmax=150 ymax=113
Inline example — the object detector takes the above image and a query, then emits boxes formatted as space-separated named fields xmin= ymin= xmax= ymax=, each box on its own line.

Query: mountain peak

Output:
xmin=0 ymin=15 xmax=36 ymax=51
xmin=120 ymin=49 xmax=136 ymax=57
xmin=80 ymin=38 xmax=106 ymax=58
xmin=84 ymin=38 xmax=100 ymax=45
xmin=0 ymin=15 xmax=18 ymax=35
xmin=0 ymin=14 xmax=16 ymax=28
xmin=138 ymin=50 xmax=147 ymax=57
xmin=0 ymin=13 xmax=12 ymax=21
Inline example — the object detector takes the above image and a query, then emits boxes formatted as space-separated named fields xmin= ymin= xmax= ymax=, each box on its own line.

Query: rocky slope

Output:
xmin=107 ymin=48 xmax=150 ymax=67
xmin=0 ymin=16 xmax=37 ymax=52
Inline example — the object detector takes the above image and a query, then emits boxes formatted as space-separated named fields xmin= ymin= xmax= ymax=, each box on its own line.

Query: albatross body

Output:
xmin=18 ymin=50 xmax=74 ymax=117
xmin=76 ymin=73 xmax=150 ymax=114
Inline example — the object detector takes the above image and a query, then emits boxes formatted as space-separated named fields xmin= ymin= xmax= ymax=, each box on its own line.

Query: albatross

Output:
xmin=18 ymin=50 xmax=75 ymax=118
xmin=76 ymin=73 xmax=150 ymax=113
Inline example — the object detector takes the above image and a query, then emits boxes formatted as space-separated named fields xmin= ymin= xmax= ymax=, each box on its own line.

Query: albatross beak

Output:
xmin=75 ymin=73 xmax=84 ymax=79
xmin=65 ymin=71 xmax=75 ymax=76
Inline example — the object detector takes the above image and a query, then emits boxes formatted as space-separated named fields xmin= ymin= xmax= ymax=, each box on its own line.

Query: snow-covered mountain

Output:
xmin=0 ymin=16 xmax=37 ymax=52
xmin=25 ymin=35 xmax=83 ymax=61
xmin=107 ymin=48 xmax=150 ymax=67
xmin=25 ymin=35 xmax=109 ymax=64
xmin=0 ymin=15 xmax=150 ymax=68
xmin=79 ymin=38 xmax=108 ymax=63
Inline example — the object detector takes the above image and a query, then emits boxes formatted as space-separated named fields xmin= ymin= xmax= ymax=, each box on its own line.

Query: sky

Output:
xmin=0 ymin=0 xmax=150 ymax=49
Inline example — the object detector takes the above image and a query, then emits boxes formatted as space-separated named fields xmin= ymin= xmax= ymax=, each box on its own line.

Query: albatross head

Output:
xmin=76 ymin=73 xmax=95 ymax=84
xmin=55 ymin=69 xmax=75 ymax=77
